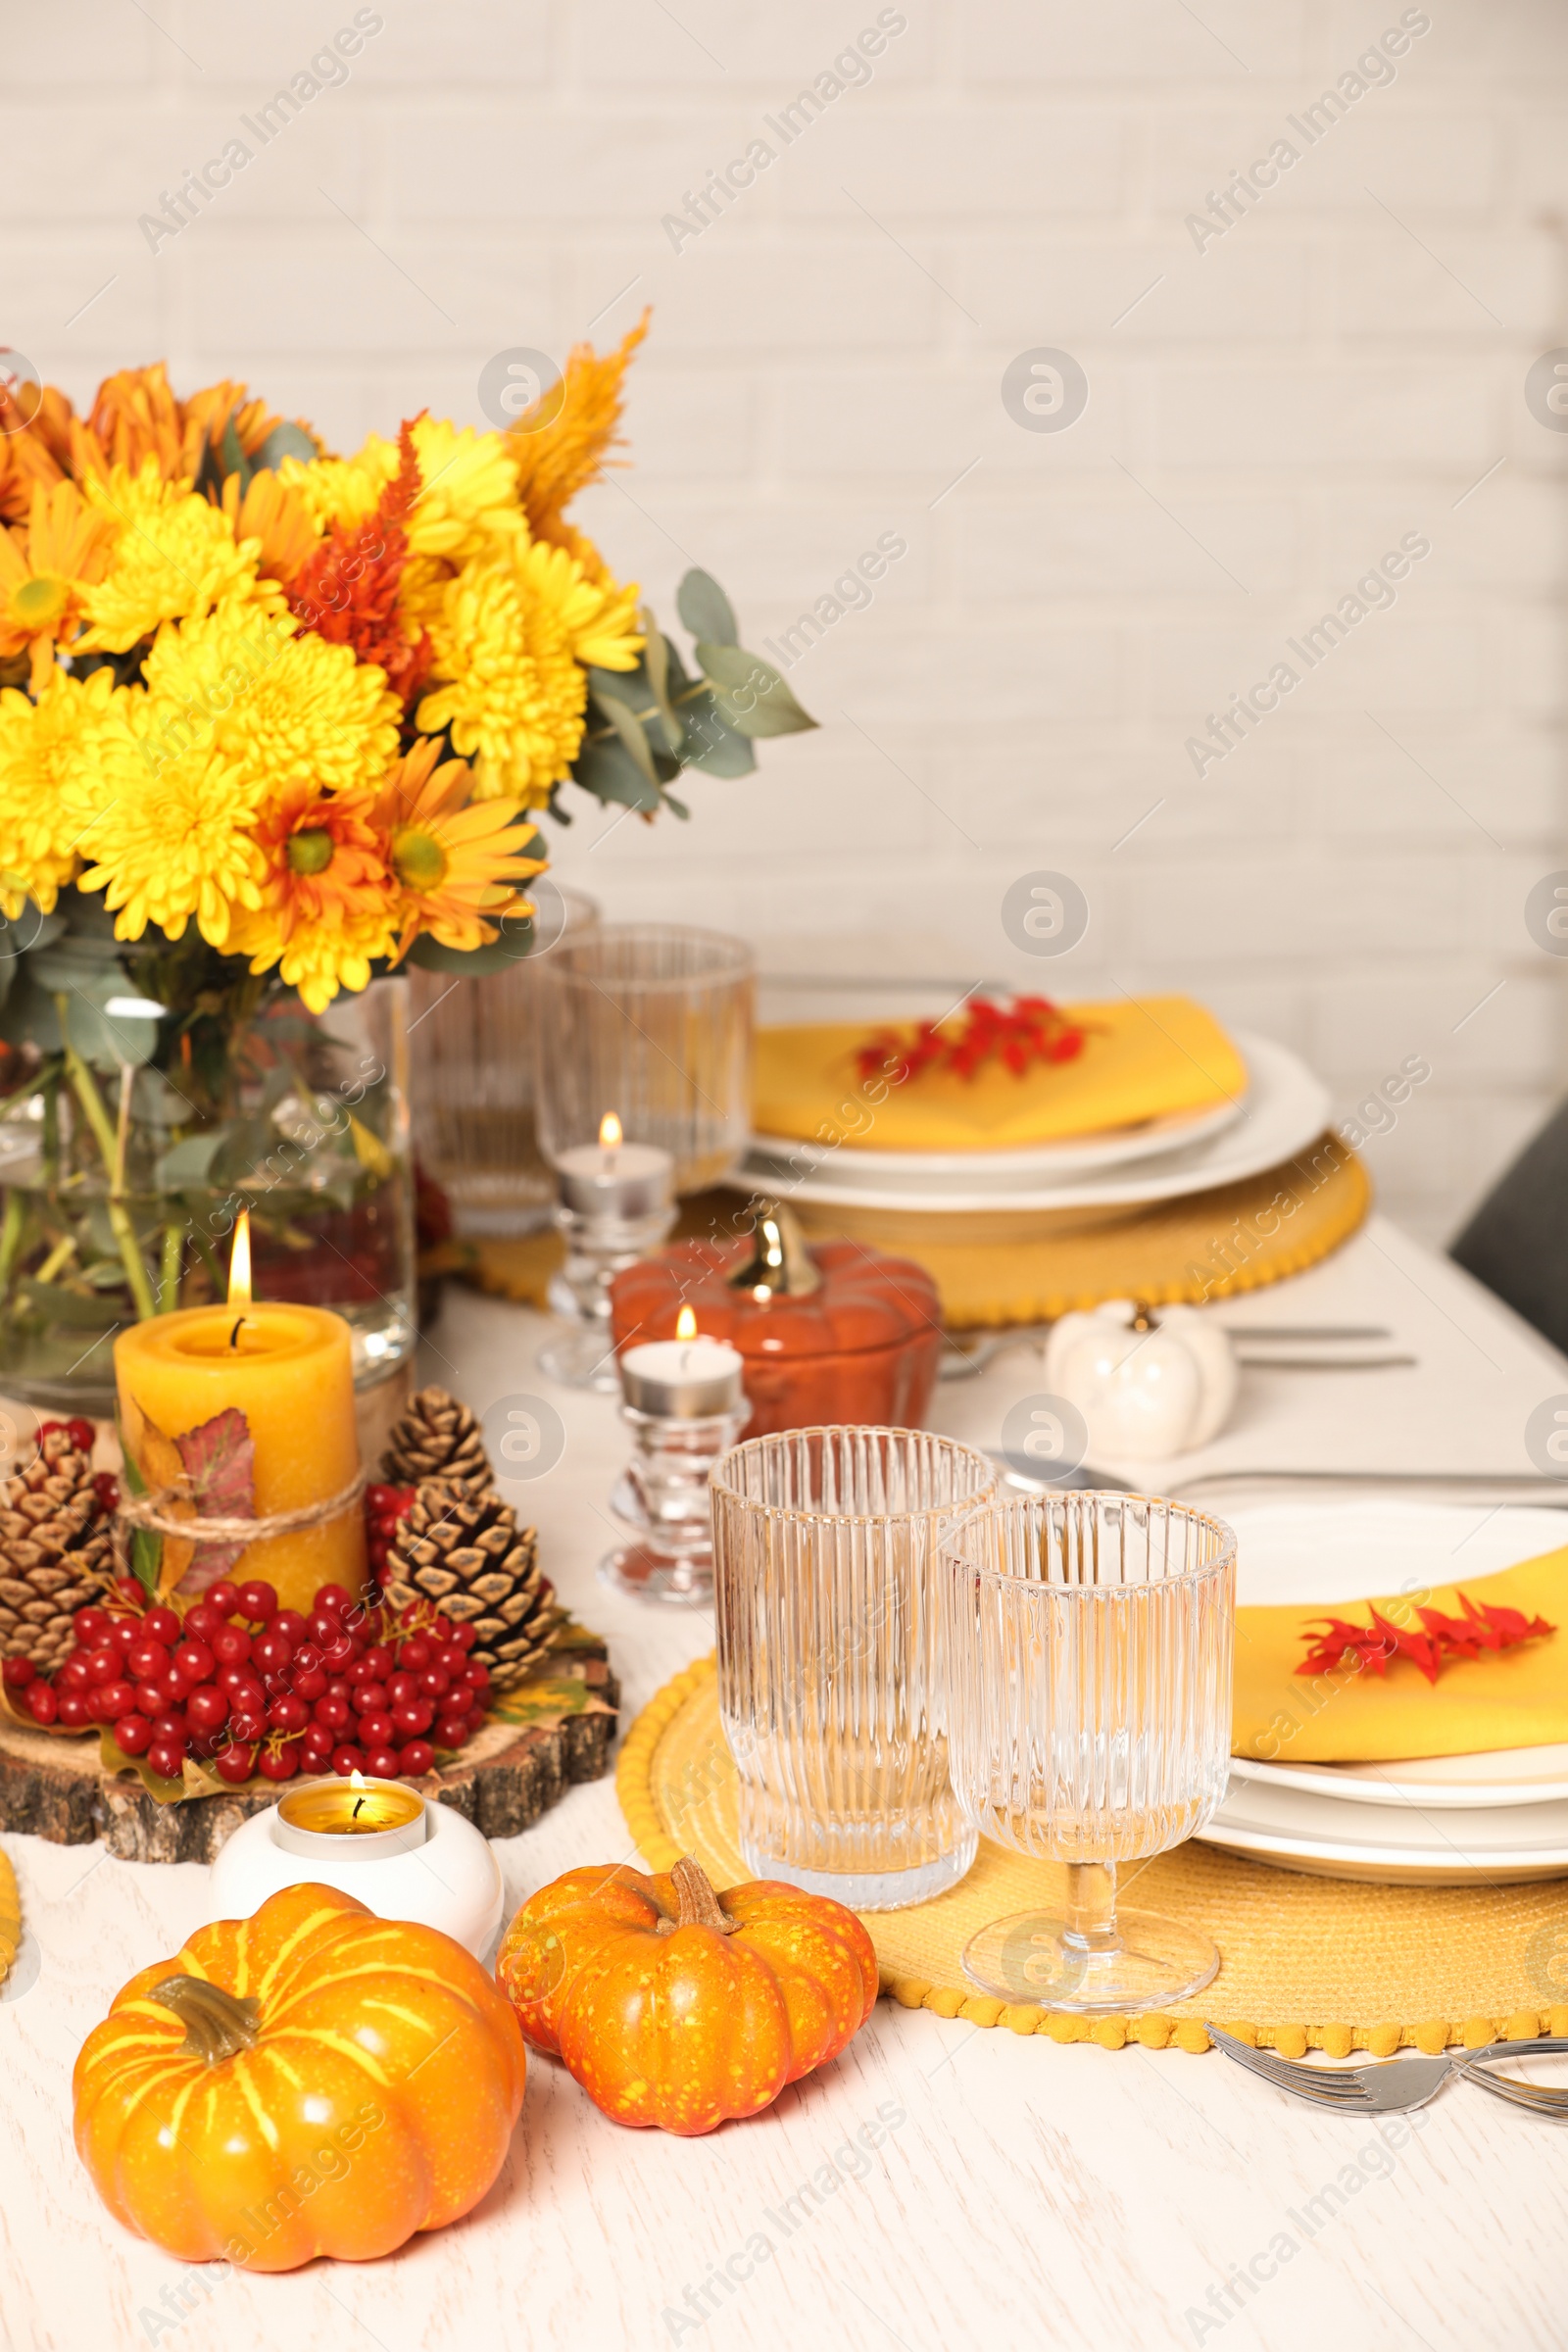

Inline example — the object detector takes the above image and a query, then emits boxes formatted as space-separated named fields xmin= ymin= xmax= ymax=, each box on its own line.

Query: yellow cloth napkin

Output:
xmin=1233 ymin=1546 xmax=1568 ymax=1764
xmin=754 ymin=995 xmax=1247 ymax=1152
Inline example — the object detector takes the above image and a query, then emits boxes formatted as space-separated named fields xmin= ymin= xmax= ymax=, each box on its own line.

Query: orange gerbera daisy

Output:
xmin=374 ymin=736 xmax=543 ymax=956
xmin=251 ymin=779 xmax=395 ymax=947
xmin=220 ymin=467 xmax=320 ymax=583
xmin=0 ymin=480 xmax=116 ymax=689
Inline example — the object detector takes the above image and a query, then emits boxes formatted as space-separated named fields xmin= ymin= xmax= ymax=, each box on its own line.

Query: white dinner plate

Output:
xmin=751 ymin=1092 xmax=1243 ymax=1182
xmin=1207 ymin=1498 xmax=1568 ymax=1868
xmin=1198 ymin=1776 xmax=1568 ymax=1884
xmin=731 ymin=1031 xmax=1328 ymax=1213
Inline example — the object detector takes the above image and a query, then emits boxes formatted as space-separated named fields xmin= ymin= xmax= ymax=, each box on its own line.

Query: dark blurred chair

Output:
xmin=1450 ymin=1103 xmax=1568 ymax=1354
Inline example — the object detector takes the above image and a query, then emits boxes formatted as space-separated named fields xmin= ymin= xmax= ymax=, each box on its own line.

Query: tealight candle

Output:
xmin=554 ymin=1111 xmax=674 ymax=1218
xmin=620 ymin=1332 xmax=746 ymax=1418
xmin=207 ymin=1775 xmax=505 ymax=1957
xmin=276 ymin=1774 xmax=425 ymax=1850
xmin=113 ymin=1211 xmax=366 ymax=1616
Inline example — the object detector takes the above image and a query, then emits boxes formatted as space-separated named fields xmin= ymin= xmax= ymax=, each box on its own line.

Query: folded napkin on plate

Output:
xmin=754 ymin=994 xmax=1247 ymax=1153
xmin=1232 ymin=1544 xmax=1568 ymax=1764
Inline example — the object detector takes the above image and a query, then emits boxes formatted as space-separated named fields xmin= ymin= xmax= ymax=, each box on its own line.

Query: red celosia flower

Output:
xmin=288 ymin=418 xmax=431 ymax=704
xmin=1297 ymin=1592 xmax=1556 ymax=1686
xmin=854 ymin=996 xmax=1093 ymax=1087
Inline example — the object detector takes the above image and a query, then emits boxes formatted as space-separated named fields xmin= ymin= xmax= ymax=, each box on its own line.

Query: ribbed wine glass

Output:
xmin=711 ymin=1427 xmax=997 ymax=1910
xmin=940 ymin=1490 xmax=1235 ymax=2011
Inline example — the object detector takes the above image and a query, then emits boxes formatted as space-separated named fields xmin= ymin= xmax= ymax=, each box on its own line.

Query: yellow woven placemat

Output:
xmin=783 ymin=1135 xmax=1371 ymax=1329
xmin=617 ymin=1656 xmax=1568 ymax=2057
xmin=0 ymin=1846 xmax=19 ymax=1991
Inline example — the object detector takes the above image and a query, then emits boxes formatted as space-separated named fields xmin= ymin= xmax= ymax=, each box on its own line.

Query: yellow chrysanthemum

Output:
xmin=416 ymin=537 xmax=643 ymax=806
xmin=276 ymin=450 xmax=390 ymax=537
xmin=283 ymin=418 xmax=519 ymax=564
xmin=0 ymin=667 xmax=143 ymax=917
xmin=74 ymin=742 xmax=267 ymax=949
xmin=74 ymin=459 xmax=271 ymax=653
xmin=138 ymin=601 xmax=402 ymax=805
xmin=231 ymin=896 xmax=398 ymax=1015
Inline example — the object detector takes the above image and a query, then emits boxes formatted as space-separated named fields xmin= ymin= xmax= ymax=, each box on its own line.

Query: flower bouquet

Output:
xmin=0 ymin=320 xmax=811 ymax=1407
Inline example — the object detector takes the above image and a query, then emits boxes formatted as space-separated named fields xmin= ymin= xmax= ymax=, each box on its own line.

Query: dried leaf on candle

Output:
xmin=171 ymin=1407 xmax=257 ymax=1592
xmin=1297 ymin=1592 xmax=1557 ymax=1686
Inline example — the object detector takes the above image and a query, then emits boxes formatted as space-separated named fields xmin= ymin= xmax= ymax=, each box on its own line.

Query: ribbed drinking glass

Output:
xmin=532 ymin=923 xmax=754 ymax=1194
xmin=407 ymin=884 xmax=599 ymax=1235
xmin=940 ymin=1490 xmax=1235 ymax=2012
xmin=711 ymin=1428 xmax=997 ymax=1910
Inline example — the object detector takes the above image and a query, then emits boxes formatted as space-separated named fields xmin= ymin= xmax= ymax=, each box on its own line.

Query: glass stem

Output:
xmin=1061 ymin=1861 xmax=1119 ymax=1954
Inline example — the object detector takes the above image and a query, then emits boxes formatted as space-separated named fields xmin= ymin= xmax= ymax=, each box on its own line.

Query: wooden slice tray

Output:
xmin=0 ymin=1632 xmax=617 ymax=1863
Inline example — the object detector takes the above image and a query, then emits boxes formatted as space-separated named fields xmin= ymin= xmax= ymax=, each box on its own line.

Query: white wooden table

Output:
xmin=7 ymin=1214 xmax=1568 ymax=2352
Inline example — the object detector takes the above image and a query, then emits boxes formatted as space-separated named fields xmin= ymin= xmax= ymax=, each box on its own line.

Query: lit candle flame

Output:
xmin=675 ymin=1305 xmax=698 ymax=1341
xmin=349 ymin=1769 xmax=367 ymax=1791
xmin=226 ymin=1209 xmax=252 ymax=1308
xmin=598 ymin=1111 xmax=622 ymax=1150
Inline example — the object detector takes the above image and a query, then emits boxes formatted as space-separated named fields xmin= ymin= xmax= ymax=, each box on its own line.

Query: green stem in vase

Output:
xmin=158 ymin=1220 xmax=183 ymax=1311
xmin=0 ymin=1188 xmax=24 ymax=1296
xmin=54 ymin=996 xmax=157 ymax=1323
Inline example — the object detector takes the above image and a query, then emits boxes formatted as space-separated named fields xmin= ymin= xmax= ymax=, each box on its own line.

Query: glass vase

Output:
xmin=0 ymin=974 xmax=415 ymax=1416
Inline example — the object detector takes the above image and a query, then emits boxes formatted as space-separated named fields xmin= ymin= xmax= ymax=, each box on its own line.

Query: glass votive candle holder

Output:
xmin=710 ymin=1427 xmax=998 ymax=1910
xmin=539 ymin=1124 xmax=677 ymax=1392
xmin=601 ymin=1332 xmax=748 ymax=1603
xmin=533 ymin=923 xmax=755 ymax=1194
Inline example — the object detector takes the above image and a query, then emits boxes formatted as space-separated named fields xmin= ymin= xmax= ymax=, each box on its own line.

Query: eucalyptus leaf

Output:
xmin=676 ymin=568 xmax=738 ymax=649
xmin=676 ymin=689 xmax=757 ymax=777
xmin=252 ymin=420 xmax=318 ymax=473
xmin=641 ymin=626 xmax=684 ymax=756
xmin=695 ymin=642 xmax=818 ymax=740
xmin=156 ymin=1132 xmax=224 ymax=1190
xmin=16 ymin=1278 xmax=123 ymax=1329
xmin=573 ymin=735 xmax=662 ymax=813
xmin=405 ymin=912 xmax=538 ymax=976
xmin=592 ymin=688 xmax=662 ymax=787
xmin=220 ymin=416 xmax=254 ymax=493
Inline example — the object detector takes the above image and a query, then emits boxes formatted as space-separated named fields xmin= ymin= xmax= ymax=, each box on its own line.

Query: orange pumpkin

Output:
xmin=496 ymin=1854 xmax=878 ymax=2136
xmin=74 ymin=1883 xmax=526 ymax=2271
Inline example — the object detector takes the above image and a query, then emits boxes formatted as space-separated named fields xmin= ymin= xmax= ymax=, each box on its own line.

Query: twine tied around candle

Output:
xmin=116 ymin=1466 xmax=369 ymax=1544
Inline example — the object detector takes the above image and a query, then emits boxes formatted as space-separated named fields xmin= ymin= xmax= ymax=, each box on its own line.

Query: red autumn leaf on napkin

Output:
xmin=172 ymin=1406 xmax=257 ymax=1591
xmin=855 ymin=996 xmax=1094 ymax=1088
xmin=1297 ymin=1592 xmax=1556 ymax=1686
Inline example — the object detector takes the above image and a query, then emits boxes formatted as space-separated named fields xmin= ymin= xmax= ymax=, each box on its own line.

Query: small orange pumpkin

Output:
xmin=74 ymin=1883 xmax=526 ymax=2270
xmin=496 ymin=1854 xmax=878 ymax=2136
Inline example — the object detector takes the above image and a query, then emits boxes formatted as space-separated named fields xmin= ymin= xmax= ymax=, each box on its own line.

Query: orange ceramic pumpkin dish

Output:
xmin=74 ymin=1882 xmax=526 ymax=2270
xmin=497 ymin=1855 xmax=878 ymax=2137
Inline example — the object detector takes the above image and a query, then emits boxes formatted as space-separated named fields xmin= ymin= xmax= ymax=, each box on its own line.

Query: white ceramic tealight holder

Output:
xmin=206 ymin=1778 xmax=505 ymax=1959
xmin=1043 ymin=1298 xmax=1237 ymax=1463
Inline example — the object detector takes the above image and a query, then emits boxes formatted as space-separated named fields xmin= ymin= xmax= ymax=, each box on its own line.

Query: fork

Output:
xmin=1204 ymin=2025 xmax=1568 ymax=2115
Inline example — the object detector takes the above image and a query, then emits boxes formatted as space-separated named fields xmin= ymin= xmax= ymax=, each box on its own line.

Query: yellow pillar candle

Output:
xmin=114 ymin=1298 xmax=366 ymax=1620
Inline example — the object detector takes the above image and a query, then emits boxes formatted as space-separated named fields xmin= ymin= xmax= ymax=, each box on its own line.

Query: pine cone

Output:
xmin=380 ymin=1387 xmax=490 ymax=1493
xmin=0 ymin=1429 xmax=114 ymax=1669
xmin=381 ymin=1479 xmax=564 ymax=1691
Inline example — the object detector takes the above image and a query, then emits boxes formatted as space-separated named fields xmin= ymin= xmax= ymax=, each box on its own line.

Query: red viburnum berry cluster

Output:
xmin=365 ymin=1482 xmax=416 ymax=1588
xmin=1297 ymin=1592 xmax=1556 ymax=1687
xmin=854 ymin=996 xmax=1092 ymax=1088
xmin=2 ymin=1577 xmax=490 ymax=1784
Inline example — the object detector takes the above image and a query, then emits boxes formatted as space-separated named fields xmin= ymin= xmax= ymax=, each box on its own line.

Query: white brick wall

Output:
xmin=12 ymin=0 xmax=1568 ymax=1244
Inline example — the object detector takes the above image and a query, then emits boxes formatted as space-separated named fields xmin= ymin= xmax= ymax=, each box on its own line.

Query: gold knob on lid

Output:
xmin=725 ymin=1200 xmax=821 ymax=1298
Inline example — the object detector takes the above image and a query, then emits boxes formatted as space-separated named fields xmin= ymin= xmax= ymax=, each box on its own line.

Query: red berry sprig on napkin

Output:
xmin=1297 ymin=1591 xmax=1556 ymax=1687
xmin=854 ymin=995 xmax=1093 ymax=1087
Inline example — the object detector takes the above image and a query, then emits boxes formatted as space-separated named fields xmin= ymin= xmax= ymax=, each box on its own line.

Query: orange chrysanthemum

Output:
xmin=508 ymin=311 xmax=648 ymax=575
xmin=67 ymin=368 xmax=289 ymax=494
xmin=0 ymin=480 xmax=116 ymax=689
xmin=288 ymin=421 xmax=430 ymax=704
xmin=374 ymin=735 xmax=543 ymax=956
xmin=0 ymin=386 xmax=71 ymax=524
